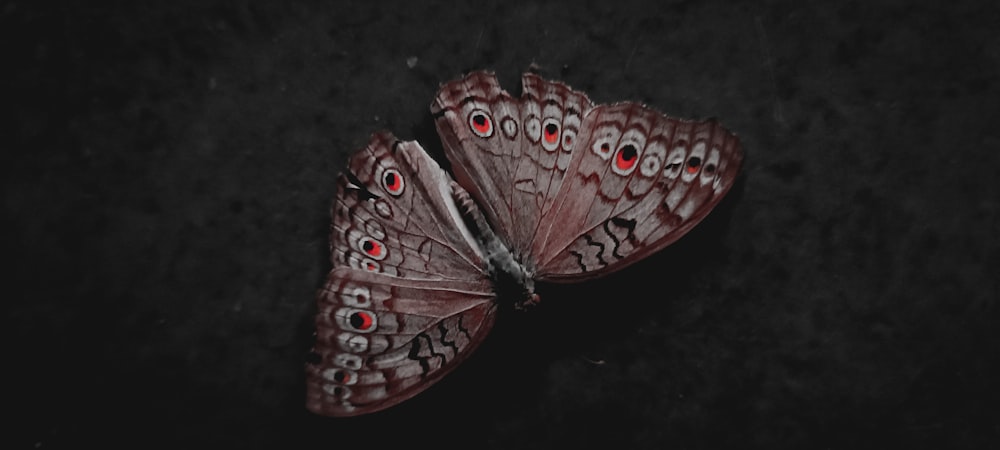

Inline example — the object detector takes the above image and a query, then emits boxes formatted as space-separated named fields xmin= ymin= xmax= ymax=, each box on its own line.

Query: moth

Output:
xmin=306 ymin=70 xmax=743 ymax=416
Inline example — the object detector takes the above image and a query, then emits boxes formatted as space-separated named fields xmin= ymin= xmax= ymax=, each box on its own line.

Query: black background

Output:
xmin=7 ymin=1 xmax=998 ymax=448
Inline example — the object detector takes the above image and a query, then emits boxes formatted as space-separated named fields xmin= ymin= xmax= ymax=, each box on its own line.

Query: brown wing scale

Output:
xmin=533 ymin=103 xmax=743 ymax=280
xmin=310 ymin=71 xmax=743 ymax=417
xmin=432 ymin=71 xmax=595 ymax=260
xmin=308 ymin=132 xmax=497 ymax=417
xmin=306 ymin=268 xmax=496 ymax=416
xmin=329 ymin=131 xmax=486 ymax=280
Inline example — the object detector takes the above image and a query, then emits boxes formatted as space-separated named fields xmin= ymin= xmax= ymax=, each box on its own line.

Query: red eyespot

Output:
xmin=468 ymin=110 xmax=493 ymax=137
xmin=686 ymin=156 xmax=702 ymax=174
xmin=354 ymin=256 xmax=380 ymax=272
xmin=593 ymin=140 xmax=614 ymax=160
xmin=543 ymin=122 xmax=559 ymax=144
xmin=381 ymin=169 xmax=404 ymax=195
xmin=336 ymin=308 xmax=378 ymax=334
xmin=322 ymin=367 xmax=358 ymax=385
xmin=544 ymin=123 xmax=559 ymax=143
xmin=614 ymin=144 xmax=639 ymax=172
xmin=541 ymin=118 xmax=561 ymax=151
xmin=358 ymin=237 xmax=385 ymax=259
xmin=349 ymin=311 xmax=374 ymax=331
xmin=333 ymin=370 xmax=351 ymax=384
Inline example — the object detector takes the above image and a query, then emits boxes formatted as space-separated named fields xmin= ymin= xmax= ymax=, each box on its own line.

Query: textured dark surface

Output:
xmin=7 ymin=1 xmax=998 ymax=448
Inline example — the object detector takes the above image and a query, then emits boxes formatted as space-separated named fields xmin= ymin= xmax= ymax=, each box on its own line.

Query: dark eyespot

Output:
xmin=613 ymin=144 xmax=640 ymax=174
xmin=382 ymin=169 xmax=404 ymax=195
xmin=358 ymin=237 xmax=385 ymax=259
xmin=349 ymin=311 xmax=374 ymax=330
xmin=541 ymin=118 xmax=561 ymax=151
xmin=617 ymin=145 xmax=637 ymax=165
xmin=686 ymin=156 xmax=702 ymax=174
xmin=468 ymin=110 xmax=494 ymax=137
xmin=544 ymin=123 xmax=559 ymax=143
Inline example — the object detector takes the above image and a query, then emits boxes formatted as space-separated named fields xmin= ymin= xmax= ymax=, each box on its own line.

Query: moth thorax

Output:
xmin=487 ymin=248 xmax=538 ymax=311
xmin=466 ymin=205 xmax=538 ymax=310
xmin=449 ymin=181 xmax=538 ymax=310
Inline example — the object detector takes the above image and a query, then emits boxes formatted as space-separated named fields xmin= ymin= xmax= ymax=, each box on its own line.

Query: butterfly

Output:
xmin=305 ymin=70 xmax=743 ymax=416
